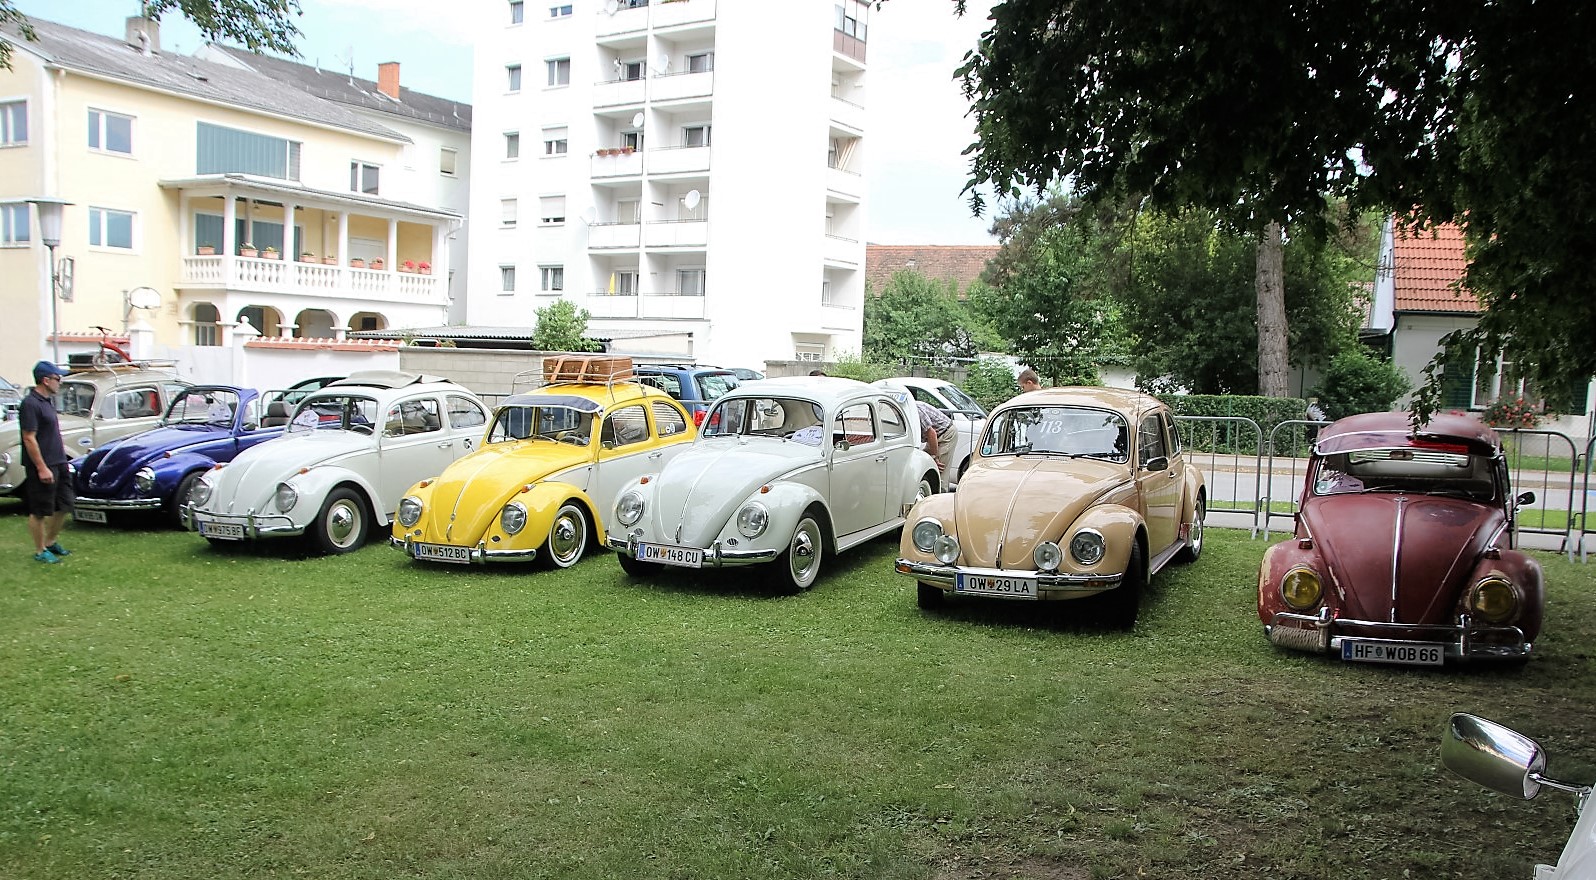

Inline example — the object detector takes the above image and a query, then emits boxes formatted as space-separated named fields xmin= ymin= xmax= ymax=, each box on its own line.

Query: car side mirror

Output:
xmin=243 ymin=421 xmax=259 ymax=432
xmin=1516 ymin=491 xmax=1536 ymax=506
xmin=833 ymin=438 xmax=851 ymax=452
xmin=1143 ymin=455 xmax=1169 ymax=472
xmin=1441 ymin=713 xmax=1545 ymax=800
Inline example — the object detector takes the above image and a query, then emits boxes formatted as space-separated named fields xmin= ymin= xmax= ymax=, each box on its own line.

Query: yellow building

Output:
xmin=0 ymin=15 xmax=471 ymax=383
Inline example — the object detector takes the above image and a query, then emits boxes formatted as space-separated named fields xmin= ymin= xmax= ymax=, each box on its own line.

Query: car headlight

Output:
xmin=190 ymin=477 xmax=213 ymax=507
xmin=1468 ymin=576 xmax=1520 ymax=624
xmin=1069 ymin=530 xmax=1106 ymax=566
xmin=1033 ymin=541 xmax=1063 ymax=572
xmin=134 ymin=467 xmax=156 ymax=493
xmin=398 ymin=496 xmax=423 ymax=528
xmin=275 ymin=482 xmax=298 ymax=513
xmin=501 ymin=502 xmax=527 ymax=535
xmin=933 ymin=534 xmax=960 ymax=565
xmin=736 ymin=502 xmax=769 ymax=538
xmin=1280 ymin=566 xmax=1323 ymax=611
xmin=615 ymin=491 xmax=645 ymax=527
xmin=912 ymin=518 xmax=944 ymax=553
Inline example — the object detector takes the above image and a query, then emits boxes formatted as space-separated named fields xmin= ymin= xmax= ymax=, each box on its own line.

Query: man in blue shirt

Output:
xmin=20 ymin=360 xmax=74 ymax=563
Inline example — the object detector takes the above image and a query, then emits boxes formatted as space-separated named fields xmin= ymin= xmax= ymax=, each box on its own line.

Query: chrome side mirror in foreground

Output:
xmin=1441 ymin=713 xmax=1589 ymax=801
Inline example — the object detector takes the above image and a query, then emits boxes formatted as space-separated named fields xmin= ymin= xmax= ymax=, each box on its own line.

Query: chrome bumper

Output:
xmin=895 ymin=559 xmax=1124 ymax=595
xmin=389 ymin=536 xmax=539 ymax=564
xmin=187 ymin=508 xmax=302 ymax=539
xmin=76 ymin=496 xmax=163 ymax=512
xmin=606 ymin=535 xmax=780 ymax=567
xmin=1266 ymin=610 xmax=1532 ymax=661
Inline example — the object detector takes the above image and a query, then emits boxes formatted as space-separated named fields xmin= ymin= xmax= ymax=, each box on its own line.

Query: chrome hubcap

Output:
xmin=328 ymin=503 xmax=358 ymax=546
xmin=550 ymin=509 xmax=584 ymax=563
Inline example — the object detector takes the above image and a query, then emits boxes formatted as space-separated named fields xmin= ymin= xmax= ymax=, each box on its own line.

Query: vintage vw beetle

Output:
xmin=186 ymin=372 xmax=489 ymax=554
xmin=74 ymin=385 xmax=283 ymax=525
xmin=607 ymin=376 xmax=939 ymax=591
xmin=1441 ymin=713 xmax=1594 ymax=877
xmin=0 ymin=362 xmax=189 ymax=495
xmin=1257 ymin=411 xmax=1543 ymax=665
xmin=897 ymin=387 xmax=1206 ymax=626
xmin=874 ymin=376 xmax=988 ymax=487
xmin=392 ymin=380 xmax=695 ymax=567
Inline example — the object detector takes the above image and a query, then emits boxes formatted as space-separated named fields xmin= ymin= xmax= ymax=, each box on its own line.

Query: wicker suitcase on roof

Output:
xmin=541 ymin=354 xmax=634 ymax=383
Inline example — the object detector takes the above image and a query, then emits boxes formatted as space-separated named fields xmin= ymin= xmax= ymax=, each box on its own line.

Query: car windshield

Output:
xmin=288 ymin=394 xmax=379 ymax=435
xmin=702 ymin=397 xmax=825 ymax=445
xmin=983 ymin=406 xmax=1129 ymax=460
xmin=166 ymin=389 xmax=240 ymax=426
xmin=1312 ymin=447 xmax=1498 ymax=501
xmin=487 ymin=404 xmax=595 ymax=446
xmin=694 ymin=373 xmax=740 ymax=401
xmin=58 ymin=381 xmax=96 ymax=417
xmin=939 ymin=384 xmax=986 ymax=417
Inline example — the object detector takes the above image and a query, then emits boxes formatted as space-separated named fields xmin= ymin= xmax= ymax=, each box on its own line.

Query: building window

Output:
xmin=540 ymin=265 xmax=564 ymax=291
xmin=501 ymin=198 xmax=518 ymax=227
xmin=682 ymin=124 xmax=711 ymax=147
xmin=197 ymin=122 xmax=301 ymax=180
xmin=440 ymin=146 xmax=458 ymax=176
xmin=677 ymin=268 xmax=706 ymax=296
xmin=835 ymin=1 xmax=869 ymax=41
xmin=546 ymin=57 xmax=570 ymax=87
xmin=0 ymin=99 xmax=26 ymax=145
xmin=88 ymin=108 xmax=134 ymax=155
xmin=500 ymin=265 xmax=516 ymax=293
xmin=619 ymin=60 xmax=645 ymax=82
xmin=2 ymin=203 xmax=29 ymax=246
xmin=89 ymin=207 xmax=135 ymax=250
xmin=610 ymin=270 xmax=638 ymax=295
xmin=621 ymin=130 xmax=643 ymax=151
xmin=540 ymin=196 xmax=566 ymax=225
xmin=505 ymin=132 xmax=520 ymax=160
xmin=549 ymin=3 xmax=572 ymax=16
xmin=349 ymin=161 xmax=380 ymax=195
xmin=543 ymin=127 xmax=568 ymax=156
xmin=686 ymin=52 xmax=714 ymax=73
xmin=509 ymin=0 xmax=524 ymax=23
xmin=193 ymin=303 xmax=221 ymax=346
xmin=506 ymin=64 xmax=522 ymax=92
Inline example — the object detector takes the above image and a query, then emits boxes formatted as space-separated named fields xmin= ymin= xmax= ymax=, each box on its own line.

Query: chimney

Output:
xmin=125 ymin=16 xmax=160 ymax=55
xmin=377 ymin=62 xmax=400 ymax=99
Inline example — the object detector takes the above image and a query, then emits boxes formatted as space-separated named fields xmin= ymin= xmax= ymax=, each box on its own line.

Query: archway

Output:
xmin=294 ymin=309 xmax=338 ymax=339
xmin=192 ymin=302 xmax=221 ymax=346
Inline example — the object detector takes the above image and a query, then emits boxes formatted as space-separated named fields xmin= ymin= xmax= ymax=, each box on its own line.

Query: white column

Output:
xmin=222 ymin=196 xmax=237 ymax=255
xmin=337 ymin=213 xmax=350 ymax=267
xmin=386 ymin=218 xmax=398 ymax=269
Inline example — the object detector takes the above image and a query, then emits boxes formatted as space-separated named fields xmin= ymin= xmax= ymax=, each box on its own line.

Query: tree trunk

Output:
xmin=1255 ymin=221 xmax=1290 ymax=397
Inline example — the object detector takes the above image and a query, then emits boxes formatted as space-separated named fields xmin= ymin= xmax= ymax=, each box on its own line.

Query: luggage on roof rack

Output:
xmin=542 ymin=354 xmax=634 ymax=384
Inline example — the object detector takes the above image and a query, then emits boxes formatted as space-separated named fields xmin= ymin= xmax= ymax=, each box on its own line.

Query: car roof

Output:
xmin=720 ymin=375 xmax=893 ymax=409
xmin=999 ymin=385 xmax=1165 ymax=417
xmin=327 ymin=370 xmax=455 ymax=390
xmin=1316 ymin=411 xmax=1499 ymax=456
xmin=636 ymin=364 xmax=736 ymax=377
xmin=499 ymin=381 xmax=673 ymax=411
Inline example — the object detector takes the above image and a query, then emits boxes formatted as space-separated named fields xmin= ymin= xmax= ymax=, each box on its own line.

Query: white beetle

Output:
xmin=607 ymin=376 xmax=938 ymax=591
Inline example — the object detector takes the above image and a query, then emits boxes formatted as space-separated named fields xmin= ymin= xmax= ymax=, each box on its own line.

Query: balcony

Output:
xmin=652 ymin=69 xmax=713 ymax=103
xmin=830 ymin=95 xmax=864 ymax=133
xmin=592 ymin=150 xmax=644 ymax=178
xmin=181 ymin=254 xmax=443 ymax=306
xmin=589 ymin=222 xmax=642 ymax=249
xmin=644 ymin=220 xmax=708 ymax=248
xmin=585 ymin=292 xmax=706 ymax=320
xmin=593 ymin=77 xmax=646 ymax=108
xmin=654 ymin=0 xmax=714 ymax=28
xmin=823 ymin=234 xmax=861 ymax=267
xmin=595 ymin=1 xmax=649 ymax=38
xmin=826 ymin=165 xmax=863 ymax=200
xmin=649 ymin=144 xmax=710 ymax=175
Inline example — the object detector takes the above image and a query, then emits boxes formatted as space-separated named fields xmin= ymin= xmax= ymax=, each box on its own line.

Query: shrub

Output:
xmin=1481 ymin=395 xmax=1543 ymax=429
xmin=961 ymin=358 xmax=1021 ymax=411
xmin=823 ymin=353 xmax=896 ymax=383
xmin=1310 ymin=348 xmax=1412 ymax=420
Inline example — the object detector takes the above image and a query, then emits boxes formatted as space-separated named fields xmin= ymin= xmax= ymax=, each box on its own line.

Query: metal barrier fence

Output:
xmin=1261 ymin=420 xmax=1329 ymax=542
xmin=1493 ymin=429 xmax=1580 ymax=560
xmin=1173 ymin=416 xmax=1264 ymax=537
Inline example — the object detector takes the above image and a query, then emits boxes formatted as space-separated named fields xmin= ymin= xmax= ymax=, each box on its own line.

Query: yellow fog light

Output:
xmin=1469 ymin=576 xmax=1519 ymax=623
xmin=1280 ymin=566 xmax=1323 ymax=611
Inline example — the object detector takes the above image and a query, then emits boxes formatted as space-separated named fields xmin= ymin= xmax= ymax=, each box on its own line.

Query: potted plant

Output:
xmin=300 ymin=251 xmax=316 ymax=262
xmin=196 ymin=244 xmax=216 ymax=256
xmin=239 ymin=242 xmax=258 ymax=258
xmin=418 ymin=261 xmax=432 ymax=275
xmin=262 ymin=245 xmax=279 ymax=259
xmin=370 ymin=258 xmax=385 ymax=270
xmin=401 ymin=260 xmax=417 ymax=273
xmin=323 ymin=254 xmax=338 ymax=265
xmin=350 ymin=257 xmax=367 ymax=269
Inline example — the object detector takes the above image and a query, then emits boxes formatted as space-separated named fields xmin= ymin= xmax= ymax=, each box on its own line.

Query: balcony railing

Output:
xmin=593 ymin=77 xmax=646 ymax=108
xmin=591 ymin=150 xmax=643 ymax=178
xmin=589 ymin=222 xmax=642 ymax=248
xmin=181 ymin=254 xmax=443 ymax=304
xmin=823 ymin=233 xmax=861 ymax=266
xmin=643 ymin=219 xmax=708 ymax=248
xmin=830 ymin=95 xmax=865 ymax=133
xmin=654 ymin=0 xmax=714 ymax=27
xmin=649 ymin=144 xmax=710 ymax=175
xmin=585 ymin=291 xmax=705 ymax=320
xmin=651 ymin=69 xmax=713 ymax=102
xmin=826 ymin=165 xmax=863 ymax=199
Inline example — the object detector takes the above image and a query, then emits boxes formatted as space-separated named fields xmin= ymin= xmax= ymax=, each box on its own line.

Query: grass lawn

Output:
xmin=3 ymin=502 xmax=1594 ymax=879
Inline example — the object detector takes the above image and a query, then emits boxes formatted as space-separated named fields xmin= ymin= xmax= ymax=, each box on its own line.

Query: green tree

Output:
xmin=2 ymin=0 xmax=304 ymax=69
xmin=531 ymin=299 xmax=603 ymax=353
xmin=950 ymin=0 xmax=1596 ymax=408
xmin=1310 ymin=348 xmax=1412 ymax=421
xmin=960 ymin=357 xmax=1019 ymax=411
xmin=862 ymin=271 xmax=991 ymax=368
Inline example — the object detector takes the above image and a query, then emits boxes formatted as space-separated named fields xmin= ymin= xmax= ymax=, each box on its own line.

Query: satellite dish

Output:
xmin=657 ymin=51 xmax=671 ymax=72
xmin=579 ymin=205 xmax=597 ymax=225
xmin=127 ymin=286 xmax=162 ymax=310
xmin=603 ymin=0 xmax=618 ymax=14
xmin=631 ymin=111 xmax=645 ymax=128
xmin=683 ymin=190 xmax=701 ymax=210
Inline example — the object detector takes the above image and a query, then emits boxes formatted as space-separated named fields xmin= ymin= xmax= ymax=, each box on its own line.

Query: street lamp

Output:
xmin=26 ymin=197 xmax=71 ymax=366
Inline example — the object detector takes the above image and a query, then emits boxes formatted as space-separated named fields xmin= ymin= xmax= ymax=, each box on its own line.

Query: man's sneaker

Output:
xmin=46 ymin=543 xmax=70 ymax=557
xmin=33 ymin=550 xmax=60 ymax=564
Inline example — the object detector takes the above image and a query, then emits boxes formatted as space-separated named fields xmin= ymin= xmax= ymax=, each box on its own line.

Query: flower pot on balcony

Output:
xmin=369 ymin=258 xmax=385 ymax=270
xmin=300 ymin=252 xmax=316 ymax=262
xmin=323 ymin=256 xmax=338 ymax=265
xmin=349 ymin=258 xmax=366 ymax=269
xmin=262 ymin=247 xmax=279 ymax=260
xmin=418 ymin=264 xmax=432 ymax=275
xmin=196 ymin=245 xmax=215 ymax=256
xmin=240 ymin=246 xmax=259 ymax=258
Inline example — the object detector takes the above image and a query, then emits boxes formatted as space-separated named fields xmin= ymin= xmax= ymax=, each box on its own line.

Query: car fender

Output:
xmin=284 ymin=466 xmax=386 ymax=525
xmin=154 ymin=451 xmax=226 ymax=494
xmin=1463 ymin=550 xmax=1545 ymax=641
xmin=738 ymin=481 xmax=830 ymax=548
xmin=1065 ymin=503 xmax=1143 ymax=573
xmin=1257 ymin=539 xmax=1321 ymax=622
xmin=503 ymin=481 xmax=602 ymax=544
xmin=1180 ymin=465 xmax=1206 ymax=520
xmin=901 ymin=448 xmax=940 ymax=497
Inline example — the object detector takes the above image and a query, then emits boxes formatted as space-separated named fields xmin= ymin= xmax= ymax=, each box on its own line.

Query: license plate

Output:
xmin=1341 ymin=639 xmax=1444 ymax=666
xmin=199 ymin=521 xmax=245 ymax=540
xmin=413 ymin=542 xmax=472 ymax=564
xmin=638 ymin=542 xmax=704 ymax=568
xmin=956 ymin=573 xmax=1038 ymax=599
xmin=75 ymin=509 xmax=108 ymax=524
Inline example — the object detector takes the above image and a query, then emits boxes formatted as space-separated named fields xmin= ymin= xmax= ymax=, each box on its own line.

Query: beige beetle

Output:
xmin=896 ymin=386 xmax=1206 ymax=627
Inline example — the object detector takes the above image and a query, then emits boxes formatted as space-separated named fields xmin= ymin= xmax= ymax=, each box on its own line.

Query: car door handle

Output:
xmin=436 ymin=440 xmax=454 ymax=449
xmin=648 ymin=451 xmax=663 ymax=460
xmin=875 ymin=454 xmax=888 ymax=462
xmin=1167 ymin=471 xmax=1178 ymax=480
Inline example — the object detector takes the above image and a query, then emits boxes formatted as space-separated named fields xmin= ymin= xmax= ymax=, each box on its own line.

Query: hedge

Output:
xmin=1158 ymin=394 xmax=1311 ymax=456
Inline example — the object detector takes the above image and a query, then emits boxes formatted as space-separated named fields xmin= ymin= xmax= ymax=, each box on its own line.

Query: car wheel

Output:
xmin=1175 ymin=495 xmax=1206 ymax=563
xmin=310 ymin=487 xmax=369 ymax=555
xmin=917 ymin=582 xmax=945 ymax=609
xmin=540 ymin=501 xmax=589 ymax=569
xmin=169 ymin=471 xmax=202 ymax=527
xmin=1104 ymin=540 xmax=1145 ymax=629
xmin=916 ymin=475 xmax=935 ymax=502
xmin=776 ymin=511 xmax=825 ymax=592
xmin=617 ymin=551 xmax=660 ymax=577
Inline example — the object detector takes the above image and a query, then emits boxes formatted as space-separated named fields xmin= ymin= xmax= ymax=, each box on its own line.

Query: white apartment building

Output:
xmin=466 ymin=0 xmax=871 ymax=367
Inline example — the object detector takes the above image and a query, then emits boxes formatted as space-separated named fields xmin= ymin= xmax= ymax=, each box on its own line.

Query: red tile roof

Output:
xmin=866 ymin=244 xmax=1000 ymax=293
xmin=1392 ymin=223 xmax=1479 ymax=313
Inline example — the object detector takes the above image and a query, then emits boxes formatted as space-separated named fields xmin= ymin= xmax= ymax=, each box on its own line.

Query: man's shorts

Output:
xmin=23 ymin=464 xmax=75 ymax=518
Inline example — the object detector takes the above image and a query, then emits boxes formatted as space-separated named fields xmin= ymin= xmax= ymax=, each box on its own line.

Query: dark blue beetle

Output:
xmin=74 ymin=385 xmax=290 ymax=526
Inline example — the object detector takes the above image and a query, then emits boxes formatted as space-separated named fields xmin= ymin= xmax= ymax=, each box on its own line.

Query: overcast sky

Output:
xmin=17 ymin=0 xmax=1000 ymax=245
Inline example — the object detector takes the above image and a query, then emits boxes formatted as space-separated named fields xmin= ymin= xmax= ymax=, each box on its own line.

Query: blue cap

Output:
xmin=33 ymin=360 xmax=67 ymax=383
